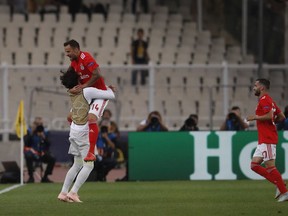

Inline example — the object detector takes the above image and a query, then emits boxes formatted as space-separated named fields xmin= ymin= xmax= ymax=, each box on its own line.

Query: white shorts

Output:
xmin=253 ymin=143 xmax=277 ymax=161
xmin=68 ymin=125 xmax=89 ymax=158
xmin=89 ymin=99 xmax=109 ymax=119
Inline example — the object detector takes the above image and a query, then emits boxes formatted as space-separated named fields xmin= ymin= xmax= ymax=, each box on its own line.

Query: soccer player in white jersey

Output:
xmin=57 ymin=68 xmax=115 ymax=202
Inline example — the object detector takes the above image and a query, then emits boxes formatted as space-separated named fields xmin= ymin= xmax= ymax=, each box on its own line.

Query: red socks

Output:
xmin=267 ymin=166 xmax=287 ymax=194
xmin=251 ymin=162 xmax=287 ymax=194
xmin=251 ymin=162 xmax=275 ymax=183
xmin=88 ymin=122 xmax=98 ymax=155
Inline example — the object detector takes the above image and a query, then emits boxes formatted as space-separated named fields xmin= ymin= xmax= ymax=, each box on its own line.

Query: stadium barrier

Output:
xmin=0 ymin=63 xmax=287 ymax=141
xmin=128 ymin=131 xmax=288 ymax=180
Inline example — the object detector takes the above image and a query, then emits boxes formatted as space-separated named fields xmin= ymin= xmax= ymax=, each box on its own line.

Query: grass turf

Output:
xmin=0 ymin=180 xmax=288 ymax=216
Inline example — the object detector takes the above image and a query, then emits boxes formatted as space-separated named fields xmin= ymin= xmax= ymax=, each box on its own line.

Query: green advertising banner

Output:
xmin=128 ymin=131 xmax=288 ymax=181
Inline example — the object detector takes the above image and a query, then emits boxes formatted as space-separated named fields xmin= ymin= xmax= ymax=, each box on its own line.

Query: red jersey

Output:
xmin=255 ymin=94 xmax=281 ymax=144
xmin=70 ymin=51 xmax=106 ymax=90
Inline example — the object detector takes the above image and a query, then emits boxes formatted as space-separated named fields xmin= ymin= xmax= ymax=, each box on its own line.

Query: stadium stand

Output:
xmin=1 ymin=1 xmax=287 ymax=132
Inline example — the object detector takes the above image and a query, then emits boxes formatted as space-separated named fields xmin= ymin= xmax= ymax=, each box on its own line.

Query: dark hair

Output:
xmin=231 ymin=106 xmax=240 ymax=111
xmin=103 ymin=109 xmax=112 ymax=117
xmin=137 ymin=28 xmax=144 ymax=34
xmin=60 ymin=67 xmax=79 ymax=89
xmin=256 ymin=78 xmax=270 ymax=89
xmin=63 ymin=39 xmax=80 ymax=49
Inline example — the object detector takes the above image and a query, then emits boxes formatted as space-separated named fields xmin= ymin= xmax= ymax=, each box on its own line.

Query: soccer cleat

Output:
xmin=84 ymin=152 xmax=96 ymax=162
xmin=275 ymin=187 xmax=281 ymax=199
xmin=41 ymin=177 xmax=53 ymax=183
xmin=58 ymin=192 xmax=73 ymax=202
xmin=67 ymin=192 xmax=82 ymax=203
xmin=278 ymin=192 xmax=288 ymax=202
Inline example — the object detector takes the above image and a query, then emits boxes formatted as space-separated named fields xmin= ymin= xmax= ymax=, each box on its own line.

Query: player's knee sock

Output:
xmin=250 ymin=162 xmax=275 ymax=184
xmin=267 ymin=166 xmax=287 ymax=194
xmin=71 ymin=161 xmax=94 ymax=194
xmin=61 ymin=157 xmax=83 ymax=193
xmin=88 ymin=122 xmax=98 ymax=155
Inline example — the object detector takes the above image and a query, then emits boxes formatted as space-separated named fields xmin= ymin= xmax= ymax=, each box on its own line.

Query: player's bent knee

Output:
xmin=84 ymin=161 xmax=94 ymax=170
xmin=250 ymin=162 xmax=258 ymax=171
xmin=88 ymin=115 xmax=98 ymax=124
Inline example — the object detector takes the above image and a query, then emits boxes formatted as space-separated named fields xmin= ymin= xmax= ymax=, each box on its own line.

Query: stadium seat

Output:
xmin=153 ymin=13 xmax=168 ymax=23
xmin=138 ymin=14 xmax=152 ymax=23
xmin=31 ymin=49 xmax=46 ymax=65
xmin=5 ymin=26 xmax=20 ymax=49
xmin=107 ymin=13 xmax=122 ymax=23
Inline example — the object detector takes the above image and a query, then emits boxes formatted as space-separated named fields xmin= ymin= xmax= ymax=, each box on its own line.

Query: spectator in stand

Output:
xmin=131 ymin=0 xmax=149 ymax=14
xmin=137 ymin=111 xmax=168 ymax=132
xmin=179 ymin=114 xmax=199 ymax=131
xmin=102 ymin=109 xmax=112 ymax=121
xmin=131 ymin=28 xmax=149 ymax=86
xmin=220 ymin=106 xmax=249 ymax=131
xmin=277 ymin=105 xmax=288 ymax=130
xmin=24 ymin=125 xmax=55 ymax=183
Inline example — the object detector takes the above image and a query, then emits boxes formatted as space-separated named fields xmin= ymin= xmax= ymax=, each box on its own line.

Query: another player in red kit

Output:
xmin=247 ymin=78 xmax=288 ymax=202
xmin=64 ymin=39 xmax=108 ymax=162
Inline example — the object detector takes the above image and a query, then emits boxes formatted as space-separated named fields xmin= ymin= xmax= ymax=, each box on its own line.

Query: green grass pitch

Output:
xmin=0 ymin=180 xmax=288 ymax=216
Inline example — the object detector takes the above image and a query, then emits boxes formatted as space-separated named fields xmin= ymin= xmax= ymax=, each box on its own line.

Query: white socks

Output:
xmin=61 ymin=156 xmax=94 ymax=194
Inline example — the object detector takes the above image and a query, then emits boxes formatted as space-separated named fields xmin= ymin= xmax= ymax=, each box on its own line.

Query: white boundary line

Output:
xmin=0 ymin=184 xmax=25 ymax=195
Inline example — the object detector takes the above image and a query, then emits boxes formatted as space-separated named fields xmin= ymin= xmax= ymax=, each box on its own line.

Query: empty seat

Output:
xmin=58 ymin=13 xmax=73 ymax=26
xmin=107 ymin=13 xmax=122 ymax=23
xmin=21 ymin=27 xmax=36 ymax=48
xmin=74 ymin=13 xmax=89 ymax=24
xmin=43 ymin=14 xmax=57 ymax=24
xmin=37 ymin=27 xmax=53 ymax=48
xmin=153 ymin=13 xmax=168 ymax=23
xmin=160 ymin=51 xmax=176 ymax=65
xmin=53 ymin=27 xmax=69 ymax=47
xmin=31 ymin=49 xmax=46 ymax=65
xmin=90 ymin=13 xmax=105 ymax=25
xmin=176 ymin=52 xmax=192 ymax=65
xmin=0 ymin=48 xmax=15 ymax=64
xmin=5 ymin=26 xmax=20 ymax=48
xmin=111 ymin=47 xmax=128 ymax=65
xmin=0 ymin=14 xmax=11 ymax=27
xmin=192 ymin=53 xmax=208 ymax=64
xmin=122 ymin=13 xmax=136 ymax=23
xmin=15 ymin=50 xmax=30 ymax=65
xmin=12 ymin=14 xmax=26 ymax=27
xmin=138 ymin=14 xmax=152 ymax=23
xmin=153 ymin=6 xmax=169 ymax=14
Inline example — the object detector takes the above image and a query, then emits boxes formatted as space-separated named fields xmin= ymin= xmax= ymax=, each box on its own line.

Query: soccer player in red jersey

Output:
xmin=63 ymin=39 xmax=108 ymax=162
xmin=247 ymin=78 xmax=288 ymax=202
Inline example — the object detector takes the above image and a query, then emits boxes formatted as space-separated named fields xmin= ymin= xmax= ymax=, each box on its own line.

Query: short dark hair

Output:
xmin=256 ymin=78 xmax=270 ymax=89
xmin=231 ymin=106 xmax=240 ymax=111
xmin=137 ymin=28 xmax=144 ymax=33
xmin=60 ymin=67 xmax=79 ymax=89
xmin=103 ymin=109 xmax=112 ymax=117
xmin=63 ymin=39 xmax=80 ymax=49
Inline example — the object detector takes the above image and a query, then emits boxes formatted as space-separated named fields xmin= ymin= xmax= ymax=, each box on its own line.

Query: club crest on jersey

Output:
xmin=80 ymin=63 xmax=84 ymax=70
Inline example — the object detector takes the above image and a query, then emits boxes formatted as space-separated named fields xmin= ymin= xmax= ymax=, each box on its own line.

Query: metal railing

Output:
xmin=1 ymin=62 xmax=287 ymax=141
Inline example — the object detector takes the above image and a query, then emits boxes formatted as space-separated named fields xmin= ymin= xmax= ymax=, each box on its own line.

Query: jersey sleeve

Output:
xmin=274 ymin=102 xmax=281 ymax=115
xmin=83 ymin=53 xmax=99 ymax=72
xmin=259 ymin=97 xmax=272 ymax=114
